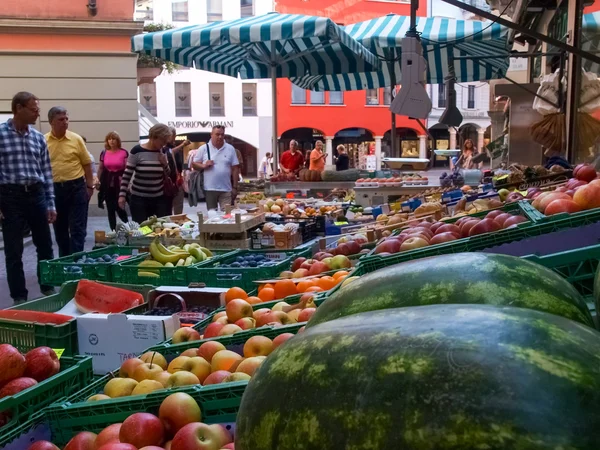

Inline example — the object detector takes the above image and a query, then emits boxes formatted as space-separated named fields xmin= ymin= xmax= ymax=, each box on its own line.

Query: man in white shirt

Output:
xmin=192 ymin=125 xmax=239 ymax=210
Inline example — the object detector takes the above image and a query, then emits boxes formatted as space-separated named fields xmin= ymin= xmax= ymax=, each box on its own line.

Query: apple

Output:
xmin=243 ymin=336 xmax=274 ymax=357
xmin=27 ymin=442 xmax=60 ymax=450
xmin=375 ymin=239 xmax=401 ymax=254
xmin=225 ymin=299 xmax=253 ymax=322
xmin=435 ymin=224 xmax=461 ymax=236
xmin=573 ymin=184 xmax=600 ymax=210
xmin=172 ymin=328 xmax=201 ymax=344
xmin=272 ymin=311 xmax=292 ymax=324
xmin=104 ymin=378 xmax=138 ymax=398
xmin=0 ymin=344 xmax=26 ymax=385
xmin=291 ymin=257 xmax=307 ymax=271
xmin=87 ymin=394 xmax=111 ymax=402
xmin=468 ymin=218 xmax=501 ymax=236
xmin=120 ymin=412 xmax=164 ymax=448
xmin=131 ymin=379 xmax=165 ymax=396
xmin=589 ymin=179 xmax=600 ymax=189
xmin=94 ymin=423 xmax=122 ymax=449
xmin=203 ymin=370 xmax=232 ymax=385
xmin=575 ymin=164 xmax=597 ymax=182
xmin=331 ymin=255 xmax=352 ymax=269
xmin=159 ymin=392 xmax=202 ymax=436
xmin=272 ymin=333 xmax=295 ymax=349
xmin=308 ymin=261 xmax=328 ymax=276
xmin=167 ymin=371 xmax=200 ymax=388
xmin=217 ymin=324 xmax=243 ymax=336
xmin=138 ymin=447 xmax=165 ymax=450
xmin=203 ymin=322 xmax=225 ymax=339
xmin=212 ymin=311 xmax=227 ymax=322
xmin=0 ymin=377 xmax=37 ymax=398
xmin=168 ymin=356 xmax=191 ymax=374
xmin=459 ymin=219 xmax=480 ymax=238
xmin=429 ymin=222 xmax=444 ymax=234
xmin=181 ymin=348 xmax=201 ymax=357
xmin=23 ymin=347 xmax=59 ymax=382
xmin=345 ymin=240 xmax=361 ymax=255
xmin=255 ymin=312 xmax=282 ymax=327
xmin=336 ymin=243 xmax=351 ymax=256
xmin=234 ymin=317 xmax=256 ymax=330
xmin=223 ymin=372 xmax=251 ymax=383
xmin=236 ymin=356 xmax=267 ymax=377
xmin=298 ymin=308 xmax=317 ymax=322
xmin=493 ymin=213 xmax=512 ymax=227
xmin=133 ymin=362 xmax=165 ymax=382
xmin=118 ymin=358 xmax=145 ymax=378
xmin=292 ymin=268 xmax=309 ymax=278
xmin=400 ymin=237 xmax=429 ymax=251
xmin=545 ymin=199 xmax=583 ymax=215
xmin=182 ymin=357 xmax=212 ymax=384
xmin=408 ymin=227 xmax=432 ymax=238
xmin=279 ymin=271 xmax=293 ymax=279
xmin=171 ymin=423 xmax=231 ymax=450
xmin=97 ymin=444 xmax=137 ymax=450
xmin=140 ymin=351 xmax=168 ymax=370
xmin=198 ymin=341 xmax=226 ymax=362
xmin=312 ymin=253 xmax=333 ymax=261
xmin=503 ymin=215 xmax=528 ymax=228
xmin=429 ymin=232 xmax=459 ymax=245
xmin=211 ymin=350 xmax=243 ymax=372
xmin=64 ymin=432 xmax=97 ymax=450
xmin=150 ymin=370 xmax=172 ymax=388
xmin=252 ymin=308 xmax=271 ymax=321
xmin=286 ymin=309 xmax=301 ymax=322
xmin=567 ymin=178 xmax=588 ymax=190
xmin=272 ymin=302 xmax=290 ymax=312
xmin=300 ymin=259 xmax=316 ymax=270
xmin=526 ymin=187 xmax=541 ymax=199
xmin=536 ymin=192 xmax=572 ymax=213
xmin=506 ymin=192 xmax=524 ymax=202
xmin=404 ymin=232 xmax=430 ymax=243
xmin=221 ymin=444 xmax=235 ymax=450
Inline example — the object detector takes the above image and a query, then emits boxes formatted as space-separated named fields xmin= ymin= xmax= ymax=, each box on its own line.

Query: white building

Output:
xmin=136 ymin=0 xmax=275 ymax=176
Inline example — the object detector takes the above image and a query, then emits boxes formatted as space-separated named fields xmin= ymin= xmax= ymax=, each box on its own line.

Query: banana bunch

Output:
xmin=240 ymin=192 xmax=266 ymax=203
xmin=140 ymin=240 xmax=214 ymax=276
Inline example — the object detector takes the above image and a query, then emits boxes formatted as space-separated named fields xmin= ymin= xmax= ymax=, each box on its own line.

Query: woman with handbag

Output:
xmin=97 ymin=131 xmax=129 ymax=230
xmin=118 ymin=124 xmax=172 ymax=223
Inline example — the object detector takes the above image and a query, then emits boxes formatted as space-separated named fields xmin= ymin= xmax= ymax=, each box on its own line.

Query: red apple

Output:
xmin=159 ymin=392 xmax=202 ymax=437
xmin=256 ymin=312 xmax=282 ymax=327
xmin=0 ymin=344 xmax=26 ymax=385
xmin=537 ymin=193 xmax=572 ymax=214
xmin=589 ymin=179 xmax=600 ymax=189
xmin=234 ymin=317 xmax=256 ymax=330
xmin=566 ymin=178 xmax=587 ymax=190
xmin=203 ymin=370 xmax=232 ymax=385
xmin=485 ymin=210 xmax=503 ymax=220
xmin=374 ymin=239 xmax=401 ymax=254
xmin=272 ymin=333 xmax=295 ymax=349
xmin=573 ymin=184 xmax=600 ymax=210
xmin=252 ymin=308 xmax=271 ymax=321
xmin=459 ymin=219 xmax=481 ymax=238
xmin=221 ymin=444 xmax=235 ymax=450
xmin=405 ymin=232 xmax=430 ymax=243
xmin=64 ymin=432 xmax=97 ymax=450
xmin=468 ymin=218 xmax=502 ymax=237
xmin=172 ymin=328 xmax=201 ymax=344
xmin=454 ymin=217 xmax=471 ymax=227
xmin=429 ymin=232 xmax=459 ymax=245
xmin=291 ymin=257 xmax=306 ymax=271
xmin=0 ymin=377 xmax=37 ymax=398
xmin=197 ymin=341 xmax=226 ymax=363
xmin=299 ymin=259 xmax=316 ymax=270
xmin=345 ymin=240 xmax=361 ymax=255
xmin=400 ymin=237 xmax=429 ymax=251
xmin=23 ymin=347 xmax=60 ymax=382
xmin=416 ymin=221 xmax=433 ymax=229
xmin=545 ymin=199 xmax=583 ymax=215
xmin=27 ymin=442 xmax=60 ymax=450
xmin=94 ymin=423 xmax=122 ymax=449
xmin=203 ymin=322 xmax=225 ymax=339
xmin=138 ymin=446 xmax=165 ymax=450
xmin=429 ymin=222 xmax=445 ymax=234
xmin=575 ymin=164 xmax=597 ymax=182
xmin=243 ymin=336 xmax=274 ymax=357
xmin=225 ymin=299 xmax=253 ymax=322
xmin=298 ymin=308 xmax=316 ymax=322
xmin=565 ymin=189 xmax=576 ymax=197
xmin=493 ymin=213 xmax=512 ymax=227
xmin=435 ymin=224 xmax=461 ymax=236
xmin=408 ymin=227 xmax=433 ymax=238
xmin=96 ymin=445 xmax=137 ymax=450
xmin=503 ymin=215 xmax=528 ymax=228
xmin=171 ymin=423 xmax=231 ymax=450
xmin=307 ymin=261 xmax=328 ymax=276
xmin=336 ymin=243 xmax=352 ymax=256
xmin=120 ymin=413 xmax=165 ymax=448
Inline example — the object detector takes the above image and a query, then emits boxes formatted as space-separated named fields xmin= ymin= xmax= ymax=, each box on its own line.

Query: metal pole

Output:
xmin=389 ymin=49 xmax=397 ymax=158
xmin=565 ymin=0 xmax=584 ymax=162
xmin=271 ymin=41 xmax=279 ymax=174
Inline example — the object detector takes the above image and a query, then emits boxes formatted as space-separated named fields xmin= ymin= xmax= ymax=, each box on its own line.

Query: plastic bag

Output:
xmin=533 ymin=71 xmax=562 ymax=116
xmin=580 ymin=70 xmax=600 ymax=113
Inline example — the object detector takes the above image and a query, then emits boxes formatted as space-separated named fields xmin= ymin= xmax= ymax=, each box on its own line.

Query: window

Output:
xmin=310 ymin=90 xmax=325 ymax=105
xmin=437 ymin=84 xmax=446 ymax=108
xmin=242 ymin=83 xmax=257 ymax=116
xmin=329 ymin=91 xmax=344 ymax=105
xmin=207 ymin=0 xmax=223 ymax=22
xmin=175 ymin=82 xmax=192 ymax=117
xmin=241 ymin=0 xmax=254 ymax=17
xmin=135 ymin=0 xmax=153 ymax=21
xmin=139 ymin=83 xmax=157 ymax=116
xmin=209 ymin=83 xmax=225 ymax=116
xmin=171 ymin=0 xmax=188 ymax=22
xmin=468 ymin=85 xmax=475 ymax=109
xmin=383 ymin=87 xmax=392 ymax=105
xmin=366 ymin=89 xmax=379 ymax=105
xmin=291 ymin=84 xmax=307 ymax=104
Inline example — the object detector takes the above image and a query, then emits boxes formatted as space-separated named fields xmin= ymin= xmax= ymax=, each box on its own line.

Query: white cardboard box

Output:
xmin=77 ymin=313 xmax=180 ymax=375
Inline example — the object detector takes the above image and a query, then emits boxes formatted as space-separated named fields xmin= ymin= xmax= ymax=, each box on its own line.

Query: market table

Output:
xmin=353 ymin=182 xmax=442 ymax=207
xmin=265 ymin=181 xmax=357 ymax=196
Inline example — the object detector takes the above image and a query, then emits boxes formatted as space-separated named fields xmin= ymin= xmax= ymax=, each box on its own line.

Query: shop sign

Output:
xmin=168 ymin=120 xmax=234 ymax=129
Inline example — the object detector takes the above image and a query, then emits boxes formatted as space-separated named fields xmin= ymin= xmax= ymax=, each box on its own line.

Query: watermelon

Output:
xmin=594 ymin=262 xmax=600 ymax=325
xmin=308 ymin=252 xmax=594 ymax=328
xmin=236 ymin=304 xmax=600 ymax=450
xmin=74 ymin=280 xmax=144 ymax=314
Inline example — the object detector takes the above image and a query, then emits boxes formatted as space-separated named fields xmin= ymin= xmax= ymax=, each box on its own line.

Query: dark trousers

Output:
xmin=53 ymin=177 xmax=88 ymax=257
xmin=0 ymin=183 xmax=54 ymax=300
xmin=129 ymin=194 xmax=170 ymax=224
xmin=105 ymin=187 xmax=128 ymax=230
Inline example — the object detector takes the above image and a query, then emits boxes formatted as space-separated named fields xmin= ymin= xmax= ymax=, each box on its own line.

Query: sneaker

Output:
xmin=13 ymin=297 xmax=27 ymax=304
xmin=41 ymin=287 xmax=56 ymax=296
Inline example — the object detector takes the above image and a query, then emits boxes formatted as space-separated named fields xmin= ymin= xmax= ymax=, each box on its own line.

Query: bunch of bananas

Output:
xmin=137 ymin=239 xmax=215 ymax=277
xmin=239 ymin=191 xmax=266 ymax=203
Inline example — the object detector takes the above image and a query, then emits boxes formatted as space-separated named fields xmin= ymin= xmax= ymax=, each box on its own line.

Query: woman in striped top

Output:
xmin=118 ymin=124 xmax=172 ymax=223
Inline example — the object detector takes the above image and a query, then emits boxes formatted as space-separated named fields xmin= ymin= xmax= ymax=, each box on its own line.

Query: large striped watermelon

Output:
xmin=308 ymin=252 xmax=594 ymax=328
xmin=236 ymin=305 xmax=600 ymax=449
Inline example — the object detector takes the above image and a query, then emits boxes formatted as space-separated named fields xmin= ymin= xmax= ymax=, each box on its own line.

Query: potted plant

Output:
xmin=137 ymin=23 xmax=177 ymax=84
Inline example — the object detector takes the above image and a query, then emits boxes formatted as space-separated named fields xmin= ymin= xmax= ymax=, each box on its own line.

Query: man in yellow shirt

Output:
xmin=45 ymin=107 xmax=94 ymax=256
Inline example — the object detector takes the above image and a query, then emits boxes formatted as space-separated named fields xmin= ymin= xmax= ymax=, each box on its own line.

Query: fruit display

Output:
xmin=64 ymin=252 xmax=129 ymax=275
xmin=134 ymin=240 xmax=215 ymax=277
xmin=320 ymin=169 xmax=361 ymax=182
xmin=238 ymin=191 xmax=266 ymax=204
xmin=270 ymin=172 xmax=298 ymax=182
xmin=74 ymin=280 xmax=144 ymax=314
xmin=297 ymin=169 xmax=321 ymax=182
xmin=29 ymin=392 xmax=234 ymax=449
xmin=218 ymin=253 xmax=279 ymax=269
xmin=236 ymin=304 xmax=600 ymax=449
xmin=439 ymin=170 xmax=464 ymax=187
xmin=532 ymin=170 xmax=600 ymax=216
xmin=307 ymin=252 xmax=594 ymax=329
xmin=451 ymin=197 xmax=505 ymax=216
xmin=283 ymin=255 xmax=352 ymax=279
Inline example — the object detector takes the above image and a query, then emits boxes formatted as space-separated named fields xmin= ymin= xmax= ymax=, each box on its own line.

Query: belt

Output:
xmin=0 ymin=182 xmax=43 ymax=193
xmin=54 ymin=177 xmax=84 ymax=187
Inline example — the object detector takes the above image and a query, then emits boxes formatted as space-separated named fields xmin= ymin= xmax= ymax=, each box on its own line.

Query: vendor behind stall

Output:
xmin=309 ymin=140 xmax=327 ymax=172
xmin=280 ymin=140 xmax=304 ymax=174
xmin=335 ymin=144 xmax=349 ymax=171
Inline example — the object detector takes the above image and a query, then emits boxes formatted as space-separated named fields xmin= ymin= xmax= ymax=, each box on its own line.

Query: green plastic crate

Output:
xmin=44 ymin=383 xmax=244 ymax=447
xmin=0 ymin=355 xmax=93 ymax=448
xmin=535 ymin=204 xmax=600 ymax=224
xmin=111 ymin=249 xmax=237 ymax=287
xmin=0 ymin=416 xmax=51 ymax=449
xmin=39 ymin=246 xmax=146 ymax=286
xmin=0 ymin=280 xmax=154 ymax=355
xmin=443 ymin=200 xmax=538 ymax=224
xmin=187 ymin=248 xmax=311 ymax=292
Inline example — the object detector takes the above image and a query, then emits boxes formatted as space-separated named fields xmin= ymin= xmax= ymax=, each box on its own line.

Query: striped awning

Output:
xmin=583 ymin=12 xmax=600 ymax=75
xmin=290 ymin=15 xmax=511 ymax=91
xmin=131 ymin=13 xmax=379 ymax=79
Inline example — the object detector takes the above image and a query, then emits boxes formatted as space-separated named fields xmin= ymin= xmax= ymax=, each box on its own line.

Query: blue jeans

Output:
xmin=0 ymin=183 xmax=54 ymax=300
xmin=53 ymin=177 xmax=88 ymax=257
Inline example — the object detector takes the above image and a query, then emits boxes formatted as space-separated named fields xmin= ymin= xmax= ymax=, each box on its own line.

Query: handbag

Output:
xmin=197 ymin=144 xmax=211 ymax=197
xmin=162 ymin=149 xmax=179 ymax=198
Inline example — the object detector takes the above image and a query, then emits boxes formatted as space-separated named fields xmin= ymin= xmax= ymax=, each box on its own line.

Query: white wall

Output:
xmin=151 ymin=0 xmax=274 ymax=24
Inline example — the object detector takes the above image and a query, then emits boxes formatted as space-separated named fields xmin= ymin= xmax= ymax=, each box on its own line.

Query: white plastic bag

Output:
xmin=580 ymin=70 xmax=600 ymax=113
xmin=533 ymin=71 xmax=562 ymax=116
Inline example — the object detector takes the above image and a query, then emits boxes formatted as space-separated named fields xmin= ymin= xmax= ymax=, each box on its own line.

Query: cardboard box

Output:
xmin=274 ymin=231 xmax=302 ymax=249
xmin=77 ymin=314 xmax=179 ymax=375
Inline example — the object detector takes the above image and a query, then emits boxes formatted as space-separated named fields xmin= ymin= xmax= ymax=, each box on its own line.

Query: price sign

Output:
xmin=139 ymin=226 xmax=153 ymax=235
xmin=52 ymin=349 xmax=65 ymax=359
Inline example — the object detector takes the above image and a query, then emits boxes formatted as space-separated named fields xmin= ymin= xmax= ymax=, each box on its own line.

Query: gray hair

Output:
xmin=289 ymin=140 xmax=298 ymax=148
xmin=11 ymin=92 xmax=38 ymax=114
xmin=48 ymin=106 xmax=68 ymax=123
xmin=169 ymin=126 xmax=177 ymax=136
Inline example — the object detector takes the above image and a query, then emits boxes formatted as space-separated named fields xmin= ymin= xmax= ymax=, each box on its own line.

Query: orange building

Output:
xmin=275 ymin=0 xmax=429 ymax=168
xmin=0 ymin=0 xmax=142 ymax=180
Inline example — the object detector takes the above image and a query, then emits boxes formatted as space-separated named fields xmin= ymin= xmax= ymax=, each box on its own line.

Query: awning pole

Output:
xmin=271 ymin=41 xmax=279 ymax=174
xmin=565 ymin=0 xmax=584 ymax=163
xmin=389 ymin=49 xmax=397 ymax=159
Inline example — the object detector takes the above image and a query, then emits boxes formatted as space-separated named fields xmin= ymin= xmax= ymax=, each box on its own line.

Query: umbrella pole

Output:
xmin=389 ymin=50 xmax=397 ymax=159
xmin=271 ymin=42 xmax=279 ymax=175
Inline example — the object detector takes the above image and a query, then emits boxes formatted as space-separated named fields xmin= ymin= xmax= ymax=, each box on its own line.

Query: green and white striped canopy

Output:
xmin=583 ymin=12 xmax=600 ymax=75
xmin=290 ymin=15 xmax=511 ymax=91
xmin=131 ymin=13 xmax=379 ymax=79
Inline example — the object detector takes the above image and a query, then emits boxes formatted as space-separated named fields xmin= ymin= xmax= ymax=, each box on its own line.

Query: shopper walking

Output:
xmin=309 ymin=140 xmax=327 ymax=172
xmin=259 ymin=152 xmax=273 ymax=179
xmin=192 ymin=125 xmax=239 ymax=210
xmin=119 ymin=124 xmax=172 ymax=223
xmin=0 ymin=91 xmax=56 ymax=302
xmin=46 ymin=107 xmax=94 ymax=257
xmin=280 ymin=140 xmax=304 ymax=174
xmin=97 ymin=131 xmax=129 ymax=230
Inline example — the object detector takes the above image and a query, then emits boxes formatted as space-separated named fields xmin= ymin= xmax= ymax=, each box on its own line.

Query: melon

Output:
xmin=236 ymin=304 xmax=600 ymax=449
xmin=74 ymin=280 xmax=144 ymax=314
xmin=307 ymin=253 xmax=594 ymax=328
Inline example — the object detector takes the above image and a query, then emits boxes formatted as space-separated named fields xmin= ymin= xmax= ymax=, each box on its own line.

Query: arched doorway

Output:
xmin=280 ymin=127 xmax=325 ymax=168
xmin=429 ymin=124 xmax=451 ymax=167
xmin=458 ymin=123 xmax=480 ymax=150
xmin=383 ymin=128 xmax=418 ymax=158
xmin=333 ymin=128 xmax=374 ymax=170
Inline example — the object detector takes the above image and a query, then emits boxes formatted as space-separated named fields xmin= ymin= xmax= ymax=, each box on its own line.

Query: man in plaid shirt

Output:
xmin=0 ymin=92 xmax=56 ymax=302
